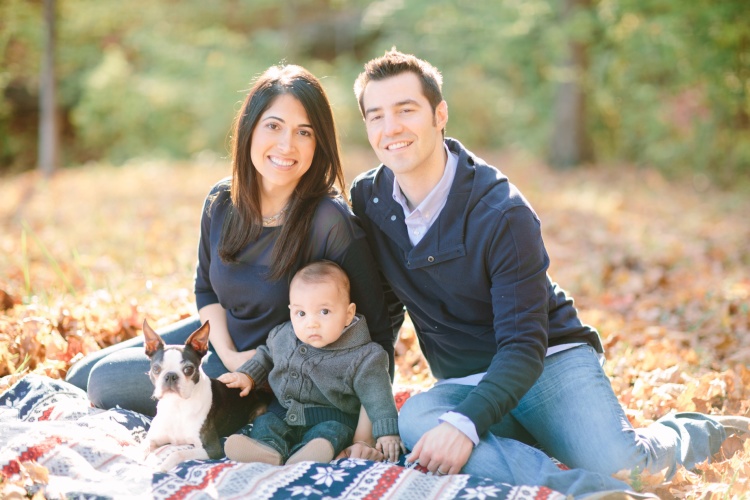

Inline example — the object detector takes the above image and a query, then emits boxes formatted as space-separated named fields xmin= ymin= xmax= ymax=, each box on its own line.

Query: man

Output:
xmin=349 ymin=49 xmax=745 ymax=497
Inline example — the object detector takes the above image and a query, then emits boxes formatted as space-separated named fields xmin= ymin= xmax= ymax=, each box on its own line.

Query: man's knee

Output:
xmin=398 ymin=392 xmax=439 ymax=448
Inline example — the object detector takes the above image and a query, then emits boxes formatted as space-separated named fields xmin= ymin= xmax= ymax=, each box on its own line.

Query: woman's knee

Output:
xmin=65 ymin=357 xmax=95 ymax=391
xmin=87 ymin=349 xmax=156 ymax=416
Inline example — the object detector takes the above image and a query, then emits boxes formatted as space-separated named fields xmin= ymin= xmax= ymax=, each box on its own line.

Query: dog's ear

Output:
xmin=185 ymin=321 xmax=210 ymax=357
xmin=143 ymin=319 xmax=165 ymax=358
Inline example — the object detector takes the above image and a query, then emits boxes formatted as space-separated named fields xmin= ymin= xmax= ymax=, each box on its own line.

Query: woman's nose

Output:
xmin=276 ymin=130 xmax=294 ymax=152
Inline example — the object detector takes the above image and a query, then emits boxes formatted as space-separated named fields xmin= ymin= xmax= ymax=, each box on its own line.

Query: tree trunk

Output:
xmin=38 ymin=0 xmax=58 ymax=177
xmin=548 ymin=0 xmax=594 ymax=169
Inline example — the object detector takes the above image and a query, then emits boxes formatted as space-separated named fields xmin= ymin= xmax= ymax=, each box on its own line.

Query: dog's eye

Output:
xmin=152 ymin=365 xmax=162 ymax=375
xmin=183 ymin=366 xmax=195 ymax=377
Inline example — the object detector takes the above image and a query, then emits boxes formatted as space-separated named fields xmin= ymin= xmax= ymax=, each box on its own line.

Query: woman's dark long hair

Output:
xmin=220 ymin=65 xmax=346 ymax=280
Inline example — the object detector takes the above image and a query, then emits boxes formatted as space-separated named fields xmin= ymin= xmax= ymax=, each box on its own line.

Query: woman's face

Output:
xmin=251 ymin=93 xmax=316 ymax=196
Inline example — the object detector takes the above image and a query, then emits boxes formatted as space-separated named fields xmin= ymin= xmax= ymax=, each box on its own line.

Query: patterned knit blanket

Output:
xmin=0 ymin=374 xmax=564 ymax=499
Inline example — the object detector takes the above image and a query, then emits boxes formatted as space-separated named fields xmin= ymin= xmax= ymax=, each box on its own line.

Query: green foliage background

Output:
xmin=1 ymin=0 xmax=748 ymax=184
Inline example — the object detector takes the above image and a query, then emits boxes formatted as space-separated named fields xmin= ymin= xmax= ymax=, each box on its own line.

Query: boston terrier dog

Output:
xmin=142 ymin=319 xmax=269 ymax=470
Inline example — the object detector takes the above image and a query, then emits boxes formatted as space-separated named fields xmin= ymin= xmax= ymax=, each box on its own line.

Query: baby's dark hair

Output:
xmin=291 ymin=260 xmax=351 ymax=300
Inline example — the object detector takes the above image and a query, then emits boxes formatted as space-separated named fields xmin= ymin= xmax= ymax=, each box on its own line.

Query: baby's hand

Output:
xmin=217 ymin=372 xmax=254 ymax=396
xmin=376 ymin=435 xmax=405 ymax=463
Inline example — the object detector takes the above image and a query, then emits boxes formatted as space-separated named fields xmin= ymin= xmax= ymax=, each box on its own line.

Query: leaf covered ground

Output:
xmin=1 ymin=150 xmax=749 ymax=498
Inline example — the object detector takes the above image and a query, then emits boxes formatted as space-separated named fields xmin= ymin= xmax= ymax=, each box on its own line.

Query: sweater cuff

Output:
xmin=194 ymin=292 xmax=219 ymax=311
xmin=236 ymin=359 xmax=266 ymax=384
xmin=438 ymin=411 xmax=479 ymax=445
xmin=453 ymin=393 xmax=496 ymax=437
xmin=372 ymin=418 xmax=399 ymax=440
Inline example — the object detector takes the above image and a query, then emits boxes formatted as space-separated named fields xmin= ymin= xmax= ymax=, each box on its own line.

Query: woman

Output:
xmin=65 ymin=65 xmax=394 ymax=458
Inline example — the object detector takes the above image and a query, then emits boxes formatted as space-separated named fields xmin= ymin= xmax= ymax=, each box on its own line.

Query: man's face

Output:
xmin=361 ymin=72 xmax=447 ymax=178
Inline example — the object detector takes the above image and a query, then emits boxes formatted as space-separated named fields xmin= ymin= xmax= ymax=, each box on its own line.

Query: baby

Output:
xmin=219 ymin=260 xmax=403 ymax=464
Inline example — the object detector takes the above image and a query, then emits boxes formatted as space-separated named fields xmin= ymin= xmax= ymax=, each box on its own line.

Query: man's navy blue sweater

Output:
xmin=350 ymin=138 xmax=603 ymax=436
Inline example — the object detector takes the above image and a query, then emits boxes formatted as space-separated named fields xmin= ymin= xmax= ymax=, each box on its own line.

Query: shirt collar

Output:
xmin=392 ymin=144 xmax=458 ymax=224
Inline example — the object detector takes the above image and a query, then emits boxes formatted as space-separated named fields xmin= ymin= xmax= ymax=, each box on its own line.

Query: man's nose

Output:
xmin=383 ymin=114 xmax=403 ymax=136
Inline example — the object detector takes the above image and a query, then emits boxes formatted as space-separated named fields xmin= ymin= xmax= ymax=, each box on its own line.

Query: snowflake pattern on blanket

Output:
xmin=0 ymin=374 xmax=565 ymax=499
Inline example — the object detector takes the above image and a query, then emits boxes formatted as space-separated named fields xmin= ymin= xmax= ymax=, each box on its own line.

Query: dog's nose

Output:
xmin=164 ymin=372 xmax=179 ymax=386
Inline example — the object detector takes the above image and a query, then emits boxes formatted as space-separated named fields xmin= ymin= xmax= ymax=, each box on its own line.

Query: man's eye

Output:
xmin=321 ymin=309 xmax=330 ymax=315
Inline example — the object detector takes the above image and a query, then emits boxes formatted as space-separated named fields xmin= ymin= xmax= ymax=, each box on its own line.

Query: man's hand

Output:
xmin=376 ymin=434 xmax=406 ymax=463
xmin=217 ymin=372 xmax=254 ymax=396
xmin=336 ymin=441 xmax=385 ymax=461
xmin=406 ymin=422 xmax=473 ymax=475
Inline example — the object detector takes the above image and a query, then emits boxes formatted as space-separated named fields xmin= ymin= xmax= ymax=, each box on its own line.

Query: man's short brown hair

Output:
xmin=354 ymin=48 xmax=444 ymax=117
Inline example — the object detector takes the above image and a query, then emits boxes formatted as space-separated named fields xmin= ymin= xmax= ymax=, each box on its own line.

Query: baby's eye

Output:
xmin=295 ymin=310 xmax=306 ymax=317
xmin=320 ymin=309 xmax=330 ymax=315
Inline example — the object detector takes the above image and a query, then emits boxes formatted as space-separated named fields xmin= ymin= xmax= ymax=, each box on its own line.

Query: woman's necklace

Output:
xmin=262 ymin=207 xmax=287 ymax=227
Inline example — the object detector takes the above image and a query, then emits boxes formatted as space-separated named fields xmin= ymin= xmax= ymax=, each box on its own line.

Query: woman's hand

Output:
xmin=221 ymin=349 xmax=257 ymax=372
xmin=336 ymin=441 xmax=385 ymax=461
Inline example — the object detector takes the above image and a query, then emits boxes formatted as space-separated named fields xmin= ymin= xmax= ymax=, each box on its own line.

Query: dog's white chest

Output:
xmin=148 ymin=377 xmax=213 ymax=447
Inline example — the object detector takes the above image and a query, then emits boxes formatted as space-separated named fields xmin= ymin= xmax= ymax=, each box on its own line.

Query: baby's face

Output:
xmin=289 ymin=280 xmax=356 ymax=348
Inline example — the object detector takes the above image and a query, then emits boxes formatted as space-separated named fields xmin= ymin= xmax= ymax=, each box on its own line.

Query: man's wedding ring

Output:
xmin=436 ymin=468 xmax=447 ymax=476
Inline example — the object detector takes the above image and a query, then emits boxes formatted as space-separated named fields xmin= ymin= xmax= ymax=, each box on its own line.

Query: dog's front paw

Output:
xmin=147 ymin=444 xmax=208 ymax=472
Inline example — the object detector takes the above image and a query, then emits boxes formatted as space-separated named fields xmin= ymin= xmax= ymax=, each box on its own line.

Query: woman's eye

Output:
xmin=299 ymin=129 xmax=313 ymax=137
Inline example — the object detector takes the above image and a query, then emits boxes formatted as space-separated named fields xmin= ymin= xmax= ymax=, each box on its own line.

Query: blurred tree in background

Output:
xmin=1 ymin=0 xmax=748 ymax=184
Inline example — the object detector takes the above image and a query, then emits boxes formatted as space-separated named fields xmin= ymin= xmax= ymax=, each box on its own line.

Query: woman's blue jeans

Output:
xmin=64 ymin=315 xmax=224 ymax=417
xmin=399 ymin=345 xmax=726 ymax=497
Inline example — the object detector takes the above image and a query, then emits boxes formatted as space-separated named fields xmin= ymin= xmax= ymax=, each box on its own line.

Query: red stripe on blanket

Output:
xmin=535 ymin=486 xmax=560 ymax=499
xmin=362 ymin=465 xmax=404 ymax=500
xmin=165 ymin=462 xmax=235 ymax=499
xmin=39 ymin=406 xmax=55 ymax=421
xmin=1 ymin=436 xmax=64 ymax=478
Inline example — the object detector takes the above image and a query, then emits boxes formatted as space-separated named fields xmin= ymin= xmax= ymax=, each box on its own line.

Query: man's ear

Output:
xmin=435 ymin=100 xmax=448 ymax=131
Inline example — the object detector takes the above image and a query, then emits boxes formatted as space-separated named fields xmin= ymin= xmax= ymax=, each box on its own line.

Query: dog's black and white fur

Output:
xmin=142 ymin=320 xmax=268 ymax=470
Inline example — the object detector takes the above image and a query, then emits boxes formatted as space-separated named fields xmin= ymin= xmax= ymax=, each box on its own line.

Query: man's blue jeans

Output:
xmin=399 ymin=344 xmax=726 ymax=497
